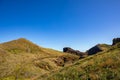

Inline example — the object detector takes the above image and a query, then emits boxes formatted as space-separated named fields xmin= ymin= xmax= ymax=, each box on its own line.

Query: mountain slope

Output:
xmin=0 ymin=38 xmax=79 ymax=80
xmin=1 ymin=38 xmax=120 ymax=80
xmin=0 ymin=38 xmax=47 ymax=54
xmin=41 ymin=43 xmax=120 ymax=80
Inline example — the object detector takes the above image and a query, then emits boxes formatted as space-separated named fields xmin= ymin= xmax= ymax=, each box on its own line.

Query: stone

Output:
xmin=63 ymin=47 xmax=86 ymax=58
xmin=112 ymin=38 xmax=120 ymax=45
xmin=87 ymin=45 xmax=103 ymax=55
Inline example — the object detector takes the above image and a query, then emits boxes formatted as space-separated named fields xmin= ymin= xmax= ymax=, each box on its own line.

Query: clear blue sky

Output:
xmin=0 ymin=0 xmax=120 ymax=51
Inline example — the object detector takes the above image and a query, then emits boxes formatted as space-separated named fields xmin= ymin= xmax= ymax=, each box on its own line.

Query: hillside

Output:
xmin=0 ymin=38 xmax=120 ymax=80
xmin=0 ymin=38 xmax=79 ymax=80
xmin=40 ymin=42 xmax=120 ymax=80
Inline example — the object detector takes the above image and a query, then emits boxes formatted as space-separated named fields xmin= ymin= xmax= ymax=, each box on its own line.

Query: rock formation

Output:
xmin=112 ymin=38 xmax=120 ymax=45
xmin=63 ymin=47 xmax=86 ymax=58
xmin=63 ymin=38 xmax=119 ymax=56
xmin=86 ymin=43 xmax=111 ymax=55
xmin=86 ymin=44 xmax=103 ymax=55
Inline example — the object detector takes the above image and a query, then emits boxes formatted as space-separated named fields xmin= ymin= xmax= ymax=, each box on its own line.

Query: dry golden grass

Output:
xmin=0 ymin=38 xmax=79 ymax=80
xmin=42 ymin=43 xmax=120 ymax=80
xmin=1 ymin=38 xmax=119 ymax=80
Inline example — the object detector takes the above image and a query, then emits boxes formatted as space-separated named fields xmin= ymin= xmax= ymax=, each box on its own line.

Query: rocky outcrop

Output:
xmin=63 ymin=47 xmax=77 ymax=54
xmin=87 ymin=45 xmax=103 ymax=55
xmin=86 ymin=44 xmax=111 ymax=55
xmin=63 ymin=38 xmax=119 ymax=56
xmin=63 ymin=47 xmax=86 ymax=58
xmin=112 ymin=38 xmax=120 ymax=45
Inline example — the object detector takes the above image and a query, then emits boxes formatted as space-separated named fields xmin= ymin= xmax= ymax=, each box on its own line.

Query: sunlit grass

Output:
xmin=0 ymin=38 xmax=79 ymax=80
xmin=42 ymin=43 xmax=120 ymax=80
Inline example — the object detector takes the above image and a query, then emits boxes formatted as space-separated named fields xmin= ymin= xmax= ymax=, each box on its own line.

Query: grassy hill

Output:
xmin=0 ymin=38 xmax=79 ymax=80
xmin=0 ymin=38 xmax=120 ymax=80
xmin=40 ymin=43 xmax=120 ymax=80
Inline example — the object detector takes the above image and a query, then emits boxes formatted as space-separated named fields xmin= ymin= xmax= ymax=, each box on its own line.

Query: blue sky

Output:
xmin=0 ymin=0 xmax=120 ymax=51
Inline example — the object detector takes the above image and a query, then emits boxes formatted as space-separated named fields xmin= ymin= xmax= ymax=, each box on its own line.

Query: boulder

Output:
xmin=112 ymin=38 xmax=120 ymax=45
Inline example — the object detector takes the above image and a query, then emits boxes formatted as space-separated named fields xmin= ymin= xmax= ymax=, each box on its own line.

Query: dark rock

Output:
xmin=63 ymin=47 xmax=74 ymax=53
xmin=112 ymin=38 xmax=120 ymax=45
xmin=87 ymin=45 xmax=103 ymax=55
xmin=63 ymin=47 xmax=86 ymax=58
